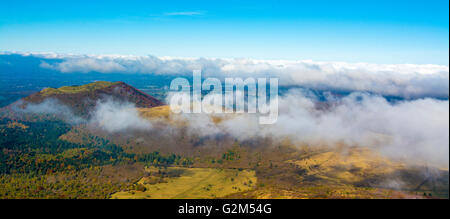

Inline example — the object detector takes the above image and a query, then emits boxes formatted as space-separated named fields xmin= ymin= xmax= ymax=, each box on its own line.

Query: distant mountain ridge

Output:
xmin=14 ymin=81 xmax=164 ymax=116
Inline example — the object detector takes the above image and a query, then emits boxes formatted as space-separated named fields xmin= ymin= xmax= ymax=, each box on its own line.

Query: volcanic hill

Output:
xmin=14 ymin=81 xmax=164 ymax=117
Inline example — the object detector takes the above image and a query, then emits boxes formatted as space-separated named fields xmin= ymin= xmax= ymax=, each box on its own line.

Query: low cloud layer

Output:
xmin=172 ymin=90 xmax=449 ymax=168
xmin=90 ymin=99 xmax=152 ymax=132
xmin=7 ymin=52 xmax=445 ymax=99
xmin=17 ymin=99 xmax=86 ymax=124
xmin=16 ymin=98 xmax=152 ymax=133
xmin=274 ymin=91 xmax=449 ymax=167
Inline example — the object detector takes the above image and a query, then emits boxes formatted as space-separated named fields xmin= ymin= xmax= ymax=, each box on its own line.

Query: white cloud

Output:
xmin=90 ymin=99 xmax=152 ymax=132
xmin=15 ymin=98 xmax=85 ymax=124
xmin=34 ymin=53 xmax=449 ymax=98
xmin=40 ymin=58 xmax=126 ymax=73
xmin=15 ymin=98 xmax=152 ymax=133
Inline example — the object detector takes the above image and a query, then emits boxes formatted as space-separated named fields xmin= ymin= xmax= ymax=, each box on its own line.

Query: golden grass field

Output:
xmin=111 ymin=167 xmax=257 ymax=199
xmin=137 ymin=105 xmax=244 ymax=128
xmin=286 ymin=147 xmax=405 ymax=184
xmin=138 ymin=105 xmax=171 ymax=120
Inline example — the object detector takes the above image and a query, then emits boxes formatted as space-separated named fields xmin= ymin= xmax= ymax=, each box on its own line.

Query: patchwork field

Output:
xmin=111 ymin=167 xmax=257 ymax=199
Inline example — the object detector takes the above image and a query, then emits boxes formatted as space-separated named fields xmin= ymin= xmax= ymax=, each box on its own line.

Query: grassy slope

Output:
xmin=138 ymin=105 xmax=171 ymax=120
xmin=111 ymin=167 xmax=257 ymax=199
xmin=40 ymin=81 xmax=119 ymax=96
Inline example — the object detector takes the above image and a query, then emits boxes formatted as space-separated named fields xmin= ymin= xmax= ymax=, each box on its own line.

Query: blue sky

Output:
xmin=0 ymin=0 xmax=448 ymax=64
